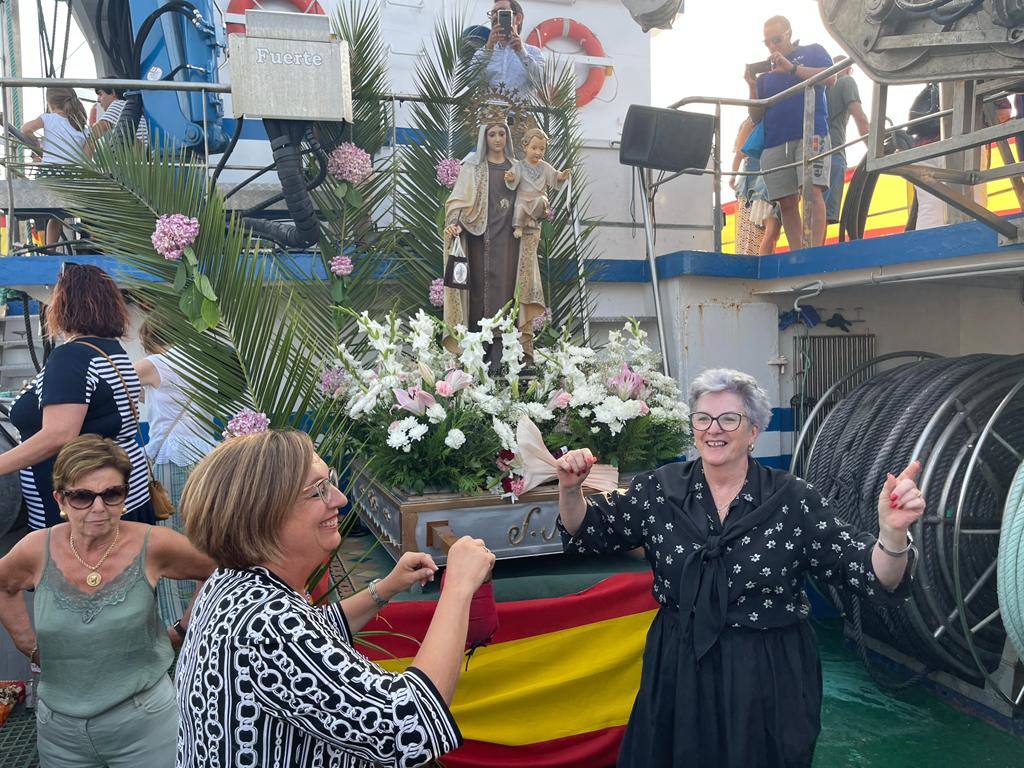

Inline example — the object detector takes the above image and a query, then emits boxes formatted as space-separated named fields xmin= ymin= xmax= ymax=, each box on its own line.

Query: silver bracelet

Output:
xmin=367 ymin=578 xmax=389 ymax=608
xmin=876 ymin=530 xmax=914 ymax=557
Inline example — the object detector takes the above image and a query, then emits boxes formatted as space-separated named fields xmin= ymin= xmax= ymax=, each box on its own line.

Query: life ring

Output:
xmin=526 ymin=18 xmax=610 ymax=108
xmin=225 ymin=0 xmax=325 ymax=35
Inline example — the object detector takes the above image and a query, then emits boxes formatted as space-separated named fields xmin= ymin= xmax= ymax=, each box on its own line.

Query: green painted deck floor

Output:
xmin=1 ymin=618 xmax=1021 ymax=767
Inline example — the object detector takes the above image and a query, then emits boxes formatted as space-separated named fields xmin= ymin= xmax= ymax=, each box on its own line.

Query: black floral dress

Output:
xmin=559 ymin=458 xmax=915 ymax=768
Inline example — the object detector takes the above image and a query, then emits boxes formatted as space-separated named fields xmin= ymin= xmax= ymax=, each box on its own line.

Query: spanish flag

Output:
xmin=357 ymin=572 xmax=658 ymax=767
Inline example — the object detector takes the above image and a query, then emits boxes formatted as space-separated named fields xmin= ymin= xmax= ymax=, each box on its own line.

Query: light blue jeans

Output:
xmin=35 ymin=675 xmax=178 ymax=768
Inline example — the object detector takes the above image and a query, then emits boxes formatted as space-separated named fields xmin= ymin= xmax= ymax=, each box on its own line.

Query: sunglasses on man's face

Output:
xmin=764 ymin=35 xmax=787 ymax=46
xmin=60 ymin=485 xmax=128 ymax=510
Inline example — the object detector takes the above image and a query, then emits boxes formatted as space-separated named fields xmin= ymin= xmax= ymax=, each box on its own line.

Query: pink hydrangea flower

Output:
xmin=532 ymin=307 xmax=553 ymax=333
xmin=223 ymin=408 xmax=270 ymax=438
xmin=330 ymin=255 xmax=353 ymax=276
xmin=429 ymin=278 xmax=445 ymax=308
xmin=435 ymin=158 xmax=462 ymax=189
xmin=319 ymin=365 xmax=348 ymax=397
xmin=328 ymin=142 xmax=372 ymax=185
xmin=151 ymin=214 xmax=199 ymax=261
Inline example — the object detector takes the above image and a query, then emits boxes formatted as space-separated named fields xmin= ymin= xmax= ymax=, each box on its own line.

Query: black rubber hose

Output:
xmin=211 ymin=115 xmax=245 ymax=187
xmin=242 ymin=119 xmax=322 ymax=249
xmin=243 ymin=132 xmax=328 ymax=216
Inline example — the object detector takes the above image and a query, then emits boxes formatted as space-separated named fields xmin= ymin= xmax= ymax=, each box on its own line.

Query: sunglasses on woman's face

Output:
xmin=60 ymin=485 xmax=128 ymax=509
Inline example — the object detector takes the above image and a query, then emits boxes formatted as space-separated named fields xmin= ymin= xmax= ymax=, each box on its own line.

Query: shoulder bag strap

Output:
xmin=74 ymin=341 xmax=155 ymax=480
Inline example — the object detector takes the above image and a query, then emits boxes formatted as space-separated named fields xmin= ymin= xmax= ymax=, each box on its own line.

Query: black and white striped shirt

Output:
xmin=9 ymin=337 xmax=151 ymax=529
xmin=175 ymin=567 xmax=462 ymax=768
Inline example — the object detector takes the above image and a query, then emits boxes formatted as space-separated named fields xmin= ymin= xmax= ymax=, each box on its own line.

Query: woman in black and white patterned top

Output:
xmin=175 ymin=430 xmax=494 ymax=768
xmin=4 ymin=263 xmax=153 ymax=528
xmin=556 ymin=368 xmax=925 ymax=768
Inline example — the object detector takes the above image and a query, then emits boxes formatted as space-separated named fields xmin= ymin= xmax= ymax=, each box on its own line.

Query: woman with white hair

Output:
xmin=556 ymin=368 xmax=925 ymax=768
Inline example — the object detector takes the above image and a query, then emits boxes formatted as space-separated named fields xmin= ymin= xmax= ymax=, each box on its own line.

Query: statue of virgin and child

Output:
xmin=442 ymin=118 xmax=569 ymax=372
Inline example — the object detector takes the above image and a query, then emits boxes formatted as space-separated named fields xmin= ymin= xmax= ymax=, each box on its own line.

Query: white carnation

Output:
xmin=386 ymin=428 xmax=410 ymax=450
xmin=445 ymin=428 xmax=467 ymax=449
xmin=408 ymin=422 xmax=429 ymax=442
xmin=426 ymin=403 xmax=447 ymax=424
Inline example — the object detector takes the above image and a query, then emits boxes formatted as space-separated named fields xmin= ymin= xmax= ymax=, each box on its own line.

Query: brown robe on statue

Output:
xmin=466 ymin=159 xmax=518 ymax=367
xmin=443 ymin=122 xmax=544 ymax=367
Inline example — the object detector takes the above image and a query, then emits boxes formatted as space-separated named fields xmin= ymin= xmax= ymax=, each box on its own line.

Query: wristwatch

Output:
xmin=877 ymin=530 xmax=914 ymax=557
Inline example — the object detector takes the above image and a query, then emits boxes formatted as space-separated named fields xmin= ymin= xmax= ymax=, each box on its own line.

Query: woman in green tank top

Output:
xmin=0 ymin=435 xmax=215 ymax=768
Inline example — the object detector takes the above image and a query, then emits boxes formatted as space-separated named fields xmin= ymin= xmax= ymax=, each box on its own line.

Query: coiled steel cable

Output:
xmin=801 ymin=353 xmax=1024 ymax=693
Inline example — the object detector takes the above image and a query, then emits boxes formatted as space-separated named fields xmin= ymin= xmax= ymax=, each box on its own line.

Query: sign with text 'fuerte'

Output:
xmin=229 ymin=10 xmax=352 ymax=123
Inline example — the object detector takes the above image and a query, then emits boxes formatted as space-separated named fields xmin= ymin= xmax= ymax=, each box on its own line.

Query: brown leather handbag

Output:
xmin=75 ymin=341 xmax=175 ymax=521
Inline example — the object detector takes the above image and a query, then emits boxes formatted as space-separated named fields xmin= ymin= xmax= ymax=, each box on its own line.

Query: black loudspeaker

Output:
xmin=619 ymin=105 xmax=715 ymax=173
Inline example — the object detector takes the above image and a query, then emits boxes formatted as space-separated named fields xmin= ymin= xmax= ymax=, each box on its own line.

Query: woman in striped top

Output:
xmin=4 ymin=263 xmax=155 ymax=528
xmin=176 ymin=430 xmax=495 ymax=768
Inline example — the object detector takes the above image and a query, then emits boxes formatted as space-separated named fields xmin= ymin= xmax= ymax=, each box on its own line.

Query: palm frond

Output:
xmin=27 ymin=141 xmax=337 ymax=446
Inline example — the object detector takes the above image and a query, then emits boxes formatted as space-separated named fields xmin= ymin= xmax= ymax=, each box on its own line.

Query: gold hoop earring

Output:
xmin=59 ymin=509 xmax=68 ymax=519
xmin=748 ymin=444 xmax=755 ymax=453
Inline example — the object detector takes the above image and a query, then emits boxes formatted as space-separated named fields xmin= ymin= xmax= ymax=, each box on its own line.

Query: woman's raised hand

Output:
xmin=878 ymin=460 xmax=926 ymax=537
xmin=444 ymin=537 xmax=495 ymax=594
xmin=381 ymin=551 xmax=438 ymax=597
xmin=556 ymin=448 xmax=596 ymax=490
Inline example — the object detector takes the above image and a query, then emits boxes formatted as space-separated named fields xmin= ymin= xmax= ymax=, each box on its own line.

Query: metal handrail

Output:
xmin=668 ymin=56 xmax=1023 ymax=251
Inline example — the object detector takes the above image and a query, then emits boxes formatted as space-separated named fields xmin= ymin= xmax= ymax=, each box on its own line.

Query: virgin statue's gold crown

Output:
xmin=466 ymin=84 xmax=540 ymax=148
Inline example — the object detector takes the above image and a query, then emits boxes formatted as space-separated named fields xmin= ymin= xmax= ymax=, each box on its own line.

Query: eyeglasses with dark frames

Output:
xmin=303 ymin=468 xmax=340 ymax=506
xmin=688 ymin=412 xmax=747 ymax=432
xmin=60 ymin=485 xmax=129 ymax=509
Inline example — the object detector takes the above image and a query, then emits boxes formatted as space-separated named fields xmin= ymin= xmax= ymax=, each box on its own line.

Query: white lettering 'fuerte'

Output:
xmin=255 ymin=47 xmax=324 ymax=67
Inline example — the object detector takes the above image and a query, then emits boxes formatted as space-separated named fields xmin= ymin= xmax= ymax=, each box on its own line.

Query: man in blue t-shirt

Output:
xmin=745 ymin=16 xmax=834 ymax=249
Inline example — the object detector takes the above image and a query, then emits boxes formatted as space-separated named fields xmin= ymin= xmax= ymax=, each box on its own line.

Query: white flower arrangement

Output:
xmin=324 ymin=308 xmax=692 ymax=498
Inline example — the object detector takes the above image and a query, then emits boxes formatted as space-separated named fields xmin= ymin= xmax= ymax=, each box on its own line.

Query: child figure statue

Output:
xmin=504 ymin=128 xmax=570 ymax=238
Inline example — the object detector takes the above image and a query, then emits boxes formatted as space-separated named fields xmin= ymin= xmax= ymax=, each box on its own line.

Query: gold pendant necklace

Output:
xmin=69 ymin=525 xmax=120 ymax=587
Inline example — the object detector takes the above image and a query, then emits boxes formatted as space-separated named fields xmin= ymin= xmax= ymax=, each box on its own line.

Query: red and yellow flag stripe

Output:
xmin=358 ymin=572 xmax=658 ymax=767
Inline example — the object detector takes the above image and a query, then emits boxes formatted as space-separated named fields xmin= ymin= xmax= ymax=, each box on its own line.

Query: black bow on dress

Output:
xmin=676 ymin=480 xmax=795 ymax=660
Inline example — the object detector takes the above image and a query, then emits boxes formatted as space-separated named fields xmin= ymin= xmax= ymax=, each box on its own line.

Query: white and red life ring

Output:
xmin=225 ymin=0 xmax=326 ymax=35
xmin=526 ymin=18 xmax=610 ymax=108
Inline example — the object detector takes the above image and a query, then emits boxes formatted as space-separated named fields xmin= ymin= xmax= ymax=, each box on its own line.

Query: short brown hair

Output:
xmin=180 ymin=430 xmax=314 ymax=569
xmin=522 ymin=127 xmax=549 ymax=147
xmin=52 ymin=434 xmax=132 ymax=491
xmin=139 ymin=318 xmax=170 ymax=356
xmin=48 ymin=263 xmax=129 ymax=338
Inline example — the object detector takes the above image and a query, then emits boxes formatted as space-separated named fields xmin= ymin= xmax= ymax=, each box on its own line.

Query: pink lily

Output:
xmin=547 ymin=390 xmax=572 ymax=410
xmin=393 ymin=385 xmax=437 ymax=416
xmin=607 ymin=363 xmax=648 ymax=400
xmin=435 ymin=369 xmax=473 ymax=398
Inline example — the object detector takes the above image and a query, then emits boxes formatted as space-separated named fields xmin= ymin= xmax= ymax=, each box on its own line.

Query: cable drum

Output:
xmin=797 ymin=353 xmax=1024 ymax=698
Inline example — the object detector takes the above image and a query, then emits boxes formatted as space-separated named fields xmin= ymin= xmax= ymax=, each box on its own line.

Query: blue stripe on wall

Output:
xmin=766 ymin=407 xmax=794 ymax=433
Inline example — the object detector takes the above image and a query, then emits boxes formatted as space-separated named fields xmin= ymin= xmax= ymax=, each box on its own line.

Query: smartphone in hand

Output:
xmin=746 ymin=60 xmax=772 ymax=77
xmin=498 ymin=9 xmax=513 ymax=36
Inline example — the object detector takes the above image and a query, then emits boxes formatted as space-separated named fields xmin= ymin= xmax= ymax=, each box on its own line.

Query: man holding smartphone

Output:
xmin=745 ymin=15 xmax=834 ymax=249
xmin=471 ymin=0 xmax=546 ymax=97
